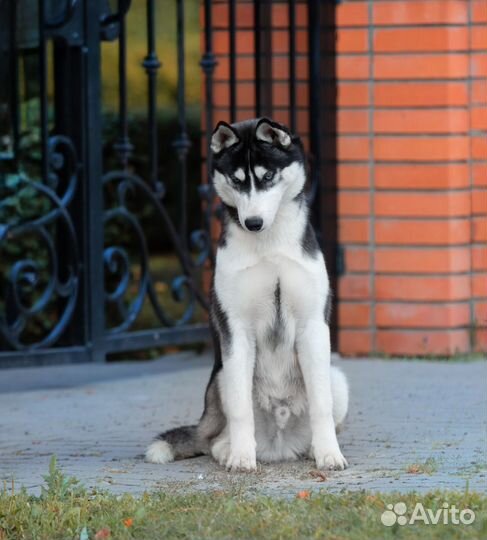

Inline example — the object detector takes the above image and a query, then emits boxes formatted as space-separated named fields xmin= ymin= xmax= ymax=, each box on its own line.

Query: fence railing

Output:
xmin=0 ymin=0 xmax=336 ymax=367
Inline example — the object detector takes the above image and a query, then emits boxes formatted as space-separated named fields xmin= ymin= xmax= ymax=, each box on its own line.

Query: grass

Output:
xmin=1 ymin=458 xmax=487 ymax=540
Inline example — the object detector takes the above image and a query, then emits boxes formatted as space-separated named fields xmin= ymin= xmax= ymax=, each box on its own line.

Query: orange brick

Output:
xmin=374 ymin=136 xmax=469 ymax=162
xmin=338 ymin=192 xmax=370 ymax=216
xmin=270 ymin=3 xmax=308 ymax=27
xmin=475 ymin=328 xmax=487 ymax=352
xmin=375 ymin=247 xmax=471 ymax=273
xmin=376 ymin=303 xmax=470 ymax=329
xmin=375 ymin=164 xmax=469 ymax=190
xmin=339 ymin=218 xmax=370 ymax=244
xmin=337 ymin=110 xmax=369 ymax=134
xmin=273 ymin=56 xmax=308 ymax=80
xmin=374 ymin=110 xmax=468 ymax=135
xmin=337 ymin=136 xmax=369 ymax=161
xmin=338 ymin=330 xmax=372 ymax=356
xmin=374 ymin=82 xmax=468 ymax=107
xmin=344 ymin=247 xmax=371 ymax=272
xmin=214 ymin=82 xmax=256 ymax=108
xmin=374 ymin=54 xmax=469 ymax=80
xmin=338 ymin=275 xmax=371 ymax=300
xmin=473 ymin=217 xmax=487 ymax=242
xmin=336 ymin=2 xmax=369 ymax=27
xmin=375 ymin=219 xmax=470 ymax=245
xmin=472 ymin=53 xmax=487 ymax=77
xmin=337 ymin=29 xmax=369 ymax=54
xmin=338 ymin=83 xmax=370 ymax=107
xmin=338 ymin=303 xmax=371 ymax=328
xmin=375 ymin=275 xmax=471 ymax=302
xmin=336 ymin=56 xmax=370 ymax=80
xmin=472 ymin=190 xmax=487 ymax=215
xmin=373 ymin=1 xmax=468 ymax=25
xmin=472 ymin=164 xmax=487 ymax=187
xmin=472 ymin=274 xmax=487 ymax=298
xmin=472 ymin=137 xmax=487 ymax=160
xmin=212 ymin=3 xmax=254 ymax=29
xmin=376 ymin=330 xmax=470 ymax=356
xmin=271 ymin=29 xmax=309 ymax=55
xmin=472 ymin=26 xmax=487 ymax=51
xmin=472 ymin=246 xmax=487 ymax=271
xmin=471 ymin=107 xmax=487 ymax=131
xmin=214 ymin=57 xmax=255 ymax=81
xmin=472 ymin=80 xmax=487 ymax=105
xmin=374 ymin=27 xmax=468 ymax=53
xmin=473 ymin=0 xmax=487 ymax=23
xmin=337 ymin=164 xmax=370 ymax=189
xmin=474 ymin=302 xmax=487 ymax=326
xmin=375 ymin=192 xmax=471 ymax=218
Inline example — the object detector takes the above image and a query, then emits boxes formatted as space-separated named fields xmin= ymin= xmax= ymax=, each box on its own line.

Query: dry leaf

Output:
xmin=95 ymin=528 xmax=111 ymax=539
xmin=309 ymin=469 xmax=327 ymax=482
xmin=296 ymin=490 xmax=311 ymax=500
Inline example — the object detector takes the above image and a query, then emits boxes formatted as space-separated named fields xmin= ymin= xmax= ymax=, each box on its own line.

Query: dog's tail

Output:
xmin=145 ymin=425 xmax=203 ymax=464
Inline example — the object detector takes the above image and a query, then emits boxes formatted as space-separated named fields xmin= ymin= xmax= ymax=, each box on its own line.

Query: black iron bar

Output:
xmin=199 ymin=0 xmax=218 ymax=266
xmin=113 ymin=1 xmax=133 ymax=168
xmin=254 ymin=0 xmax=261 ymax=117
xmin=10 ymin=0 xmax=19 ymax=164
xmin=229 ymin=0 xmax=237 ymax=122
xmin=143 ymin=0 xmax=162 ymax=192
xmin=173 ymin=0 xmax=191 ymax=249
xmin=308 ymin=0 xmax=321 ymax=231
xmin=289 ymin=0 xmax=296 ymax=133
xmin=38 ymin=0 xmax=49 ymax=182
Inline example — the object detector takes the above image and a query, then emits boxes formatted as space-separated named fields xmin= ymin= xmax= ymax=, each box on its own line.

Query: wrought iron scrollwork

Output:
xmin=103 ymin=171 xmax=210 ymax=333
xmin=0 ymin=136 xmax=80 ymax=349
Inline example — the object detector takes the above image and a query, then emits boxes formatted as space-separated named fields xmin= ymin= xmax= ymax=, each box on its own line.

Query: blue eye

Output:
xmin=263 ymin=171 xmax=274 ymax=181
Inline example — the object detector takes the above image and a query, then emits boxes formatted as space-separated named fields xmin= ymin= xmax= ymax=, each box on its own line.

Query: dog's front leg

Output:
xmin=221 ymin=327 xmax=256 ymax=471
xmin=297 ymin=320 xmax=348 ymax=470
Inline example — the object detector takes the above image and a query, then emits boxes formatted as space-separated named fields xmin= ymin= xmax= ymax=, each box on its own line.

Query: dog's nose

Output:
xmin=244 ymin=216 xmax=263 ymax=232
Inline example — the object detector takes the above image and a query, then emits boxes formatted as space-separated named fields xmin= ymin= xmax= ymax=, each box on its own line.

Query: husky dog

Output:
xmin=146 ymin=118 xmax=348 ymax=471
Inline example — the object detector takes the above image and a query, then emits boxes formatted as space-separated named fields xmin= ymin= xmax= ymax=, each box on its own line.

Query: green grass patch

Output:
xmin=1 ymin=458 xmax=486 ymax=540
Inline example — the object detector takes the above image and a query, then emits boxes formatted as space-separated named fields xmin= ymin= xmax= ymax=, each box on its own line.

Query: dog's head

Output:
xmin=210 ymin=118 xmax=306 ymax=233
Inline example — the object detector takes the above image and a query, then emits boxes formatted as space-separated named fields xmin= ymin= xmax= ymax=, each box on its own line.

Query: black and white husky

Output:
xmin=146 ymin=118 xmax=348 ymax=471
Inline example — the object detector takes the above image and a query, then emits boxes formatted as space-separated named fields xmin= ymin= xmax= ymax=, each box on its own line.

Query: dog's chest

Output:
xmin=230 ymin=254 xmax=320 ymax=327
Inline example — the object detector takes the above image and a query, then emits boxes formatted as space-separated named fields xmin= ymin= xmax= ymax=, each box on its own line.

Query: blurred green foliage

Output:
xmin=101 ymin=0 xmax=201 ymax=111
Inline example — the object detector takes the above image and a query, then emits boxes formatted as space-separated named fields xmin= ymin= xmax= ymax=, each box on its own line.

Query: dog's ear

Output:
xmin=211 ymin=121 xmax=240 ymax=154
xmin=255 ymin=118 xmax=291 ymax=148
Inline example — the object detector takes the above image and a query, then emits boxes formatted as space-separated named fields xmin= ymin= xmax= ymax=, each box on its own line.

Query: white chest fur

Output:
xmin=214 ymin=202 xmax=329 ymax=417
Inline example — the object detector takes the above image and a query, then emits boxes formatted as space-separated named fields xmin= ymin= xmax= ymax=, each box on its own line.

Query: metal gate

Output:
xmin=0 ymin=0 xmax=338 ymax=367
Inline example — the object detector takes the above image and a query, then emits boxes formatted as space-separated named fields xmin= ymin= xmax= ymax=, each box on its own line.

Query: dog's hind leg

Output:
xmin=330 ymin=366 xmax=349 ymax=431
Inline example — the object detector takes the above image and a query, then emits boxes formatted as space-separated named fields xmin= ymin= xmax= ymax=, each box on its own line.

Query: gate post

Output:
xmin=83 ymin=0 xmax=105 ymax=362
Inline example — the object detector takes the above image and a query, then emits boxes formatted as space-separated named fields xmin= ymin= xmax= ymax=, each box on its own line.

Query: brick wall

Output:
xmin=203 ymin=0 xmax=487 ymax=357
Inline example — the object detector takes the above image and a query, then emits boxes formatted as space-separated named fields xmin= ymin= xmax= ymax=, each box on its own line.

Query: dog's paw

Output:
xmin=211 ymin=436 xmax=231 ymax=466
xmin=225 ymin=448 xmax=257 ymax=472
xmin=312 ymin=443 xmax=348 ymax=471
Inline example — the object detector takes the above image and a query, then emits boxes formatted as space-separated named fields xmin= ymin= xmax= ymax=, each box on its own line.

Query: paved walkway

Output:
xmin=1 ymin=353 xmax=486 ymax=496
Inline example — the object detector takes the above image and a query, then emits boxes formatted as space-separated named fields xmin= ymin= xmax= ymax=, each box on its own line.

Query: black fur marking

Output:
xmin=224 ymin=204 xmax=241 ymax=229
xmin=301 ymin=220 xmax=320 ymax=257
xmin=210 ymin=283 xmax=231 ymax=356
xmin=267 ymin=280 xmax=284 ymax=350
xmin=324 ymin=289 xmax=333 ymax=325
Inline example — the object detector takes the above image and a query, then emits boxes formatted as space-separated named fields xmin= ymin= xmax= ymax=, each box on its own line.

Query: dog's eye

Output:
xmin=263 ymin=171 xmax=274 ymax=182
